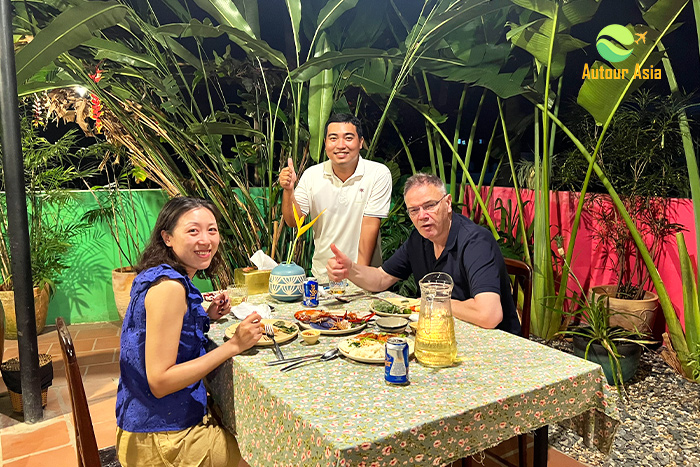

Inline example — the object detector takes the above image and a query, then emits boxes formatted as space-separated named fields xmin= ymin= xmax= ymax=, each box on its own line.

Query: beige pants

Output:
xmin=116 ymin=415 xmax=243 ymax=467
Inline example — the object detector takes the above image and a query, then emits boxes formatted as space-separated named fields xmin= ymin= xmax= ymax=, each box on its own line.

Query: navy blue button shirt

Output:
xmin=382 ymin=213 xmax=521 ymax=335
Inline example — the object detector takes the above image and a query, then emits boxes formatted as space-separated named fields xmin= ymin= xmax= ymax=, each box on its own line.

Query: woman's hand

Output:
xmin=207 ymin=291 xmax=231 ymax=320
xmin=228 ymin=312 xmax=263 ymax=353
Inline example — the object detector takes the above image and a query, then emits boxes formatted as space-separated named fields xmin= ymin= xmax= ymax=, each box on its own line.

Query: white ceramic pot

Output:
xmin=268 ymin=262 xmax=305 ymax=302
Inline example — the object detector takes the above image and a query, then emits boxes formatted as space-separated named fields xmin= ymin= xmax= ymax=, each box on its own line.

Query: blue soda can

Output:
xmin=385 ymin=337 xmax=410 ymax=386
xmin=303 ymin=277 xmax=319 ymax=307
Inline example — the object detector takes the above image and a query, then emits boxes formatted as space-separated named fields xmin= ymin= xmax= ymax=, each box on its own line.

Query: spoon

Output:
xmin=280 ymin=348 xmax=339 ymax=372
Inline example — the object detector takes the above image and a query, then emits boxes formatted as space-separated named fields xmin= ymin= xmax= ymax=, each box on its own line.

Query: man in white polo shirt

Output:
xmin=279 ymin=114 xmax=392 ymax=280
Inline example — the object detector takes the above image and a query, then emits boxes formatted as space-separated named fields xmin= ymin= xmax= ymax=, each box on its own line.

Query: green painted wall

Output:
xmin=48 ymin=189 xmax=213 ymax=325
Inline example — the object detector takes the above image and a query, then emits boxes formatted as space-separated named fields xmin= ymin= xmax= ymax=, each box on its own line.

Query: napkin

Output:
xmin=232 ymin=302 xmax=272 ymax=320
xmin=250 ymin=250 xmax=277 ymax=270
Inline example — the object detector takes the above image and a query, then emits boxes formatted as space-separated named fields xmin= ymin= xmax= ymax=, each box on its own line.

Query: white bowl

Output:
xmin=376 ymin=316 xmax=409 ymax=333
xmin=300 ymin=329 xmax=320 ymax=344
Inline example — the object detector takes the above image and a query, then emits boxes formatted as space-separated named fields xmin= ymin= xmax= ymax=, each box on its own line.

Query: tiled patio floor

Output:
xmin=0 ymin=322 xmax=592 ymax=467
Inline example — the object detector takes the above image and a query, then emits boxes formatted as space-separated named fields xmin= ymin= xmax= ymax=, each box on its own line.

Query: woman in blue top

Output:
xmin=116 ymin=197 xmax=262 ymax=466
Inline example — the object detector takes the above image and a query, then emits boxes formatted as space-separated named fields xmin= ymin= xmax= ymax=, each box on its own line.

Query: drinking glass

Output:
xmin=227 ymin=284 xmax=248 ymax=307
xmin=328 ymin=279 xmax=347 ymax=296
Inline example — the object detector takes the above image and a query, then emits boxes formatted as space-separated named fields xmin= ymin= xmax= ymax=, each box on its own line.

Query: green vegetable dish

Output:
xmin=273 ymin=321 xmax=297 ymax=334
xmin=372 ymin=300 xmax=414 ymax=314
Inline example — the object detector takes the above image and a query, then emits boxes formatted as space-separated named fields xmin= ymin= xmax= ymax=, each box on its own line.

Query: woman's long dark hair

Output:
xmin=136 ymin=197 xmax=224 ymax=278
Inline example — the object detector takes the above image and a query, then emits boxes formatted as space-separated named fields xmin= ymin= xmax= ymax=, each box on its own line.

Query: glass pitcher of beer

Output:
xmin=415 ymin=272 xmax=457 ymax=367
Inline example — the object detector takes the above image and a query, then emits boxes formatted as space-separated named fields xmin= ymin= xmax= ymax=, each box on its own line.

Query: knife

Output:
xmin=265 ymin=353 xmax=323 ymax=366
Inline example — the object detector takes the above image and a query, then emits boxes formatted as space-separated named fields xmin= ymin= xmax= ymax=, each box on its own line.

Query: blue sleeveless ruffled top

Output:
xmin=115 ymin=264 xmax=210 ymax=432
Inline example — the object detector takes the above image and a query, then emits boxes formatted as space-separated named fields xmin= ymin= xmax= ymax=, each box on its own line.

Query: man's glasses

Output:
xmin=407 ymin=193 xmax=448 ymax=218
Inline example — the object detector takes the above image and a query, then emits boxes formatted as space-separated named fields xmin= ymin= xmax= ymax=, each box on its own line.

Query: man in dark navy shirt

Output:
xmin=327 ymin=173 xmax=520 ymax=334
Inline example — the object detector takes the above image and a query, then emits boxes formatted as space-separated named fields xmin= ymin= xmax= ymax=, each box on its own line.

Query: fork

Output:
xmin=264 ymin=323 xmax=284 ymax=360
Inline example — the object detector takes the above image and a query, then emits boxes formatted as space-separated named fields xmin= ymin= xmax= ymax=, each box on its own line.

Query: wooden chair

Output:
xmin=505 ymin=257 xmax=532 ymax=341
xmin=56 ymin=317 xmax=121 ymax=467
xmin=460 ymin=258 xmax=545 ymax=467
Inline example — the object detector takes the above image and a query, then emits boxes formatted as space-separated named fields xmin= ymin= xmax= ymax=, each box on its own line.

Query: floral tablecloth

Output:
xmin=205 ymin=291 xmax=618 ymax=467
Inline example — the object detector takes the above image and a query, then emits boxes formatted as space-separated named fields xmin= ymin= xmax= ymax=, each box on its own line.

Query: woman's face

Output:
xmin=161 ymin=207 xmax=219 ymax=278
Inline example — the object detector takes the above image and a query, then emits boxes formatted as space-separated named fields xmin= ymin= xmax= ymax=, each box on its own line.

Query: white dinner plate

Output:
xmin=338 ymin=333 xmax=415 ymax=364
xmin=225 ymin=319 xmax=298 ymax=346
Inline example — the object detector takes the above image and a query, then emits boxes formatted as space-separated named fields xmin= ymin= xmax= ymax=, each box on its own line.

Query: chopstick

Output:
xmin=265 ymin=353 xmax=323 ymax=366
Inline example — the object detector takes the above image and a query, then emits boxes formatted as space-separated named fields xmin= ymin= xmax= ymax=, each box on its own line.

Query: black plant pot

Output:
xmin=572 ymin=335 xmax=642 ymax=385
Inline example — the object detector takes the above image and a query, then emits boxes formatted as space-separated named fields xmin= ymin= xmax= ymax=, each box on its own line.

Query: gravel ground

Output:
xmin=546 ymin=340 xmax=700 ymax=467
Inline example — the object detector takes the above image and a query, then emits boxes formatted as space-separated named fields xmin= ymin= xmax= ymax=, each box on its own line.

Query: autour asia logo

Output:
xmin=582 ymin=24 xmax=662 ymax=80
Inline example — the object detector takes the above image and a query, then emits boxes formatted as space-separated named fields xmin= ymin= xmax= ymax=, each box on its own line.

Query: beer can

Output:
xmin=385 ymin=337 xmax=410 ymax=386
xmin=303 ymin=277 xmax=319 ymax=307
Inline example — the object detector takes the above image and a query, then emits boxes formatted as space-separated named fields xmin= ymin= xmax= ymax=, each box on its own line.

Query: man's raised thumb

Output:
xmin=330 ymin=243 xmax=343 ymax=259
xmin=287 ymin=157 xmax=294 ymax=170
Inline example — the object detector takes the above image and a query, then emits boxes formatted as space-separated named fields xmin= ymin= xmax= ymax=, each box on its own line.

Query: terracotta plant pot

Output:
xmin=0 ymin=283 xmax=51 ymax=340
xmin=590 ymin=285 xmax=658 ymax=335
xmin=112 ymin=267 xmax=137 ymax=320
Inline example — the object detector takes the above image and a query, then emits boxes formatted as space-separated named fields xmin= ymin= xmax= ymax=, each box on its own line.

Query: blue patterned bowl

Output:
xmin=268 ymin=262 xmax=305 ymax=302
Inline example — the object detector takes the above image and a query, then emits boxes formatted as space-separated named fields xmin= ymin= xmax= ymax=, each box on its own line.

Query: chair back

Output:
xmin=56 ymin=317 xmax=102 ymax=467
xmin=504 ymin=258 xmax=533 ymax=339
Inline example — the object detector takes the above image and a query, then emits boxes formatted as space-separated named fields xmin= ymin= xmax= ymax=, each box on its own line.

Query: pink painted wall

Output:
xmin=463 ymin=187 xmax=697 ymax=337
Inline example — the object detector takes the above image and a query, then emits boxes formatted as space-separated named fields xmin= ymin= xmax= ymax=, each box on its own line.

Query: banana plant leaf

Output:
xmin=507 ymin=18 xmax=588 ymax=78
xmin=291 ymin=47 xmax=400 ymax=81
xmin=342 ymin=0 xmax=389 ymax=48
xmin=677 ymin=232 xmax=700 ymax=379
xmin=316 ymin=0 xmax=360 ymax=33
xmin=292 ymin=45 xmax=528 ymax=98
xmin=307 ymin=32 xmax=335 ymax=162
xmin=15 ymin=0 xmax=128 ymax=84
xmin=188 ymin=122 xmax=266 ymax=139
xmin=17 ymin=80 xmax=79 ymax=97
xmin=409 ymin=0 xmax=513 ymax=53
xmin=643 ymin=0 xmax=690 ymax=29
xmin=284 ymin=0 xmax=302 ymax=64
xmin=155 ymin=20 xmax=287 ymax=69
xmin=510 ymin=0 xmax=601 ymax=29
xmin=84 ymin=38 xmax=158 ymax=68
xmin=416 ymin=55 xmax=530 ymax=99
xmin=192 ymin=0 xmax=256 ymax=38
xmin=232 ymin=0 xmax=261 ymax=38
xmin=344 ymin=58 xmax=396 ymax=95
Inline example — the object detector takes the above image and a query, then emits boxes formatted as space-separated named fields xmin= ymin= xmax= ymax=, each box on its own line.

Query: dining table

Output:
xmin=205 ymin=289 xmax=619 ymax=467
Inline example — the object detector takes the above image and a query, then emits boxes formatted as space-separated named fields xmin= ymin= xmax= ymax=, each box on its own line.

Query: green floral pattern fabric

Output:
xmin=206 ymin=294 xmax=619 ymax=466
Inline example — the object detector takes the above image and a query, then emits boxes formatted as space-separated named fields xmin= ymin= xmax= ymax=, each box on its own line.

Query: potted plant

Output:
xmin=554 ymin=92 xmax=689 ymax=335
xmin=82 ymin=161 xmax=147 ymax=320
xmin=0 ymin=118 xmax=95 ymax=339
xmin=559 ymin=291 xmax=656 ymax=395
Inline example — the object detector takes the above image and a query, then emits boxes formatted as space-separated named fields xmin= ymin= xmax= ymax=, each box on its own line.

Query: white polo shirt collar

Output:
xmin=322 ymin=157 xmax=365 ymax=184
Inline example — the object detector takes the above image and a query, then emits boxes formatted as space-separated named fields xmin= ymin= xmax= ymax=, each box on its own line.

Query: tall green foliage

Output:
xmin=507 ymin=0 xmax=600 ymax=339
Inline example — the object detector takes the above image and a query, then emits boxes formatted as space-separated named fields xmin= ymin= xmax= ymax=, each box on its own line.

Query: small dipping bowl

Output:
xmin=376 ymin=317 xmax=409 ymax=333
xmin=300 ymin=329 xmax=320 ymax=345
xmin=408 ymin=321 xmax=419 ymax=334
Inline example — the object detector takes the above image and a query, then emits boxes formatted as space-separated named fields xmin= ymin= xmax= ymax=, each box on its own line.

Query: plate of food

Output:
xmin=225 ymin=319 xmax=298 ymax=345
xmin=370 ymin=297 xmax=420 ymax=317
xmin=337 ymin=332 xmax=415 ymax=364
xmin=202 ymin=290 xmax=224 ymax=308
xmin=294 ymin=309 xmax=373 ymax=335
